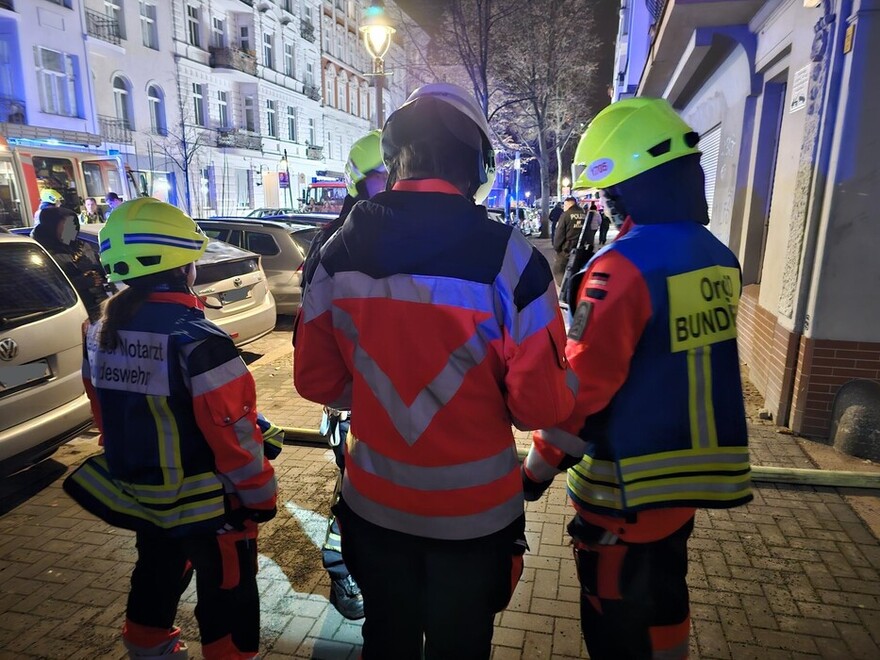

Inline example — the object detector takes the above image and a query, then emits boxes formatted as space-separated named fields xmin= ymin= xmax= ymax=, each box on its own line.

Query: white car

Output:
xmin=0 ymin=233 xmax=93 ymax=476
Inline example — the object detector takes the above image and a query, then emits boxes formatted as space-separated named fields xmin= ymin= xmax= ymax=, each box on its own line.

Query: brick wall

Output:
xmin=790 ymin=337 xmax=880 ymax=438
xmin=737 ymin=285 xmax=798 ymax=423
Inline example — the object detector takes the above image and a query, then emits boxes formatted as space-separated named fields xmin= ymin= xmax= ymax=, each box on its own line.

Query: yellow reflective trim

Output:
xmin=567 ymin=470 xmax=624 ymax=509
xmin=620 ymin=446 xmax=749 ymax=467
xmin=702 ymin=346 xmax=718 ymax=447
xmin=123 ymin=471 xmax=217 ymax=492
xmin=126 ymin=483 xmax=224 ymax=505
xmin=687 ymin=350 xmax=700 ymax=448
xmin=622 ymin=461 xmax=751 ymax=482
xmin=625 ymin=473 xmax=751 ymax=493
xmin=626 ymin=485 xmax=752 ymax=509
xmin=77 ymin=462 xmax=226 ymax=527
xmin=158 ymin=394 xmax=184 ymax=476
xmin=146 ymin=395 xmax=168 ymax=482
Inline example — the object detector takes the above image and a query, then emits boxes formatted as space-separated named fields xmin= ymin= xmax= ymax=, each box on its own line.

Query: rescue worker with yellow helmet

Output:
xmin=522 ymin=97 xmax=751 ymax=659
xmin=63 ymin=198 xmax=277 ymax=660
xmin=296 ymin=129 xmax=389 ymax=621
xmin=33 ymin=186 xmax=64 ymax=225
xmin=294 ymin=83 xmax=576 ymax=658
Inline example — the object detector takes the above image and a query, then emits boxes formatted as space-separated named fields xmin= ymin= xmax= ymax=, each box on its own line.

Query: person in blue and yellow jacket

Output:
xmin=64 ymin=198 xmax=277 ymax=660
xmin=522 ymin=98 xmax=751 ymax=660
xmin=294 ymin=82 xmax=577 ymax=659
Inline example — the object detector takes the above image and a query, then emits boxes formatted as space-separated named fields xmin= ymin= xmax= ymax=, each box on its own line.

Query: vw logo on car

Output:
xmin=0 ymin=337 xmax=19 ymax=361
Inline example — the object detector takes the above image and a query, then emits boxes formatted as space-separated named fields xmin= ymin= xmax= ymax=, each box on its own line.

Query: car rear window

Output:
xmin=290 ymin=228 xmax=321 ymax=257
xmin=0 ymin=243 xmax=79 ymax=331
xmin=194 ymin=256 xmax=260 ymax=285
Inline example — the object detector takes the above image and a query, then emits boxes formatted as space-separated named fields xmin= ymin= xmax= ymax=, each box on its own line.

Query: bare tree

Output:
xmin=491 ymin=0 xmax=599 ymax=226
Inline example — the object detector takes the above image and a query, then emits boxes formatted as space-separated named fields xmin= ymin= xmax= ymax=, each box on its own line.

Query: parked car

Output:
xmin=196 ymin=217 xmax=324 ymax=316
xmin=0 ymin=232 xmax=93 ymax=476
xmin=243 ymin=207 xmax=297 ymax=218
xmin=75 ymin=225 xmax=277 ymax=347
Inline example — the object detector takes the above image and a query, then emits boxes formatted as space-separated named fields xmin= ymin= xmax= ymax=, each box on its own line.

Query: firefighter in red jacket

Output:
xmin=64 ymin=199 xmax=277 ymax=660
xmin=522 ymin=98 xmax=752 ymax=659
xmin=293 ymin=83 xmax=577 ymax=658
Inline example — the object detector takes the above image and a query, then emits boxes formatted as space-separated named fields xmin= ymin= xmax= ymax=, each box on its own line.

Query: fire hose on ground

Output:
xmin=279 ymin=426 xmax=880 ymax=491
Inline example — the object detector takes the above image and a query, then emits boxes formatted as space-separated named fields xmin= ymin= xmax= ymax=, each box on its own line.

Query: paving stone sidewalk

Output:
xmin=1 ymin=240 xmax=879 ymax=658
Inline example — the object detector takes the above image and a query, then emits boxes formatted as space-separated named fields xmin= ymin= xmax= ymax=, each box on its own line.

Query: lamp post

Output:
xmin=279 ymin=149 xmax=292 ymax=209
xmin=359 ymin=2 xmax=395 ymax=130
xmin=557 ymin=122 xmax=585 ymax=200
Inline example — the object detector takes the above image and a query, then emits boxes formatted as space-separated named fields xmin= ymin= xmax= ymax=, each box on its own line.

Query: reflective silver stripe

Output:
xmin=511 ymin=287 xmax=563 ymax=345
xmin=349 ymin=439 xmax=519 ymax=491
xmin=693 ymin=346 xmax=711 ymax=449
xmin=619 ymin=449 xmax=750 ymax=482
xmin=302 ymin=263 xmax=334 ymax=322
xmin=334 ymin=306 xmax=493 ymax=446
xmin=572 ymin=455 xmax=619 ymax=480
xmin=221 ymin=417 xmax=270 ymax=485
xmin=523 ymin=447 xmax=561 ymax=482
xmin=235 ymin=476 xmax=278 ymax=508
xmin=342 ymin=477 xmax=524 ymax=540
xmin=332 ymin=271 xmax=496 ymax=313
xmin=189 ymin=357 xmax=249 ymax=397
xmin=653 ymin=639 xmax=689 ymax=660
xmin=565 ymin=365 xmax=579 ymax=397
xmin=495 ymin=232 xmax=540 ymax=333
xmin=539 ymin=427 xmax=587 ymax=457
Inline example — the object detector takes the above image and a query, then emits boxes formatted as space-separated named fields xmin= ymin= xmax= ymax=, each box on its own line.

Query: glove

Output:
xmin=522 ymin=465 xmax=553 ymax=502
xmin=220 ymin=505 xmax=277 ymax=533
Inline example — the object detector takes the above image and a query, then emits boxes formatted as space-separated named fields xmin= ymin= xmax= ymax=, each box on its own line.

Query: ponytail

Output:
xmin=97 ymin=268 xmax=189 ymax=350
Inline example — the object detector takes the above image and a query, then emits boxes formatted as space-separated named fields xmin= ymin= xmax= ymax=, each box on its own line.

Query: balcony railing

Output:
xmin=306 ymin=145 xmax=323 ymax=160
xmin=303 ymin=83 xmax=321 ymax=102
xmin=300 ymin=20 xmax=316 ymax=43
xmin=86 ymin=9 xmax=121 ymax=45
xmin=0 ymin=1 xmax=14 ymax=12
xmin=98 ymin=115 xmax=133 ymax=144
xmin=209 ymin=47 xmax=257 ymax=76
xmin=217 ymin=128 xmax=262 ymax=151
xmin=0 ymin=96 xmax=25 ymax=124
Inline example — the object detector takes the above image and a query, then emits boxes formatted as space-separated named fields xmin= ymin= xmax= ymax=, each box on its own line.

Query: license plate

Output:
xmin=219 ymin=287 xmax=252 ymax=304
xmin=0 ymin=359 xmax=52 ymax=394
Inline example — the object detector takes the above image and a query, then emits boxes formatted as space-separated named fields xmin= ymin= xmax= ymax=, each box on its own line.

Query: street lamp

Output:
xmin=279 ymin=149 xmax=292 ymax=209
xmin=359 ymin=2 xmax=395 ymax=129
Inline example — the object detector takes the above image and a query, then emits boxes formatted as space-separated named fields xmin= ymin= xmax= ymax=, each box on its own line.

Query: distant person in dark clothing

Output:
xmin=548 ymin=201 xmax=563 ymax=242
xmin=598 ymin=206 xmax=612 ymax=245
xmin=552 ymin=197 xmax=585 ymax=283
xmin=105 ymin=192 xmax=123 ymax=217
xmin=32 ymin=206 xmax=114 ymax=321
xmin=584 ymin=202 xmax=601 ymax=248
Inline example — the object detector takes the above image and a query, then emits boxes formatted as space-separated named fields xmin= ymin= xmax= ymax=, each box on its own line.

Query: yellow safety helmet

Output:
xmin=40 ymin=188 xmax=63 ymax=204
xmin=99 ymin=198 xmax=207 ymax=283
xmin=572 ymin=97 xmax=701 ymax=190
xmin=344 ymin=130 xmax=386 ymax=197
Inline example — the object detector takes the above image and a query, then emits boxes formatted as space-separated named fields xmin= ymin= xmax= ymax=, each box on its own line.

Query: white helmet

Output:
xmin=382 ymin=82 xmax=496 ymax=204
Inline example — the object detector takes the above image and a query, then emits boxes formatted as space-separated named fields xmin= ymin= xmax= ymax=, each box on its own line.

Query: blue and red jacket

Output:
xmin=65 ymin=291 xmax=277 ymax=537
xmin=525 ymin=220 xmax=751 ymax=541
xmin=294 ymin=179 xmax=577 ymax=540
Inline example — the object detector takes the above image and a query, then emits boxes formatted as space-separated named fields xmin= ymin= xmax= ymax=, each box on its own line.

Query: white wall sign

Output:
xmin=790 ymin=65 xmax=811 ymax=113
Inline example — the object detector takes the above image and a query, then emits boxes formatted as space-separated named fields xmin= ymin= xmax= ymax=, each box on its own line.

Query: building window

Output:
xmin=307 ymin=117 xmax=315 ymax=146
xmin=350 ymin=85 xmax=357 ymax=115
xmin=47 ymin=0 xmax=73 ymax=7
xmin=305 ymin=62 xmax=314 ymax=87
xmin=212 ymin=17 xmax=226 ymax=49
xmin=266 ymin=100 xmax=277 ymax=137
xmin=337 ymin=80 xmax=345 ymax=110
xmin=104 ymin=0 xmax=126 ymax=40
xmin=148 ymin=84 xmax=166 ymax=134
xmin=239 ymin=26 xmax=250 ymax=52
xmin=281 ymin=0 xmax=292 ymax=12
xmin=262 ymin=32 xmax=273 ymax=69
xmin=284 ymin=43 xmax=294 ymax=77
xmin=244 ymin=96 xmax=255 ymax=132
xmin=34 ymin=47 xmax=79 ymax=117
xmin=139 ymin=2 xmax=158 ymax=49
xmin=325 ymin=77 xmax=334 ymax=107
xmin=217 ymin=90 xmax=228 ymax=128
xmin=327 ymin=132 xmax=333 ymax=160
xmin=287 ymin=105 xmax=296 ymax=141
xmin=192 ymin=82 xmax=206 ymax=126
xmin=186 ymin=5 xmax=200 ymax=48
xmin=112 ymin=76 xmax=133 ymax=129
xmin=303 ymin=4 xmax=313 ymax=25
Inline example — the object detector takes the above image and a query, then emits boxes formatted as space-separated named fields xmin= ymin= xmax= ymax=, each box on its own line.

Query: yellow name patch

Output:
xmin=667 ymin=266 xmax=740 ymax=352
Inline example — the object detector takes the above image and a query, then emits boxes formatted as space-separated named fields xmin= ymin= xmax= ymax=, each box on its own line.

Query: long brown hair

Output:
xmin=98 ymin=268 xmax=188 ymax=350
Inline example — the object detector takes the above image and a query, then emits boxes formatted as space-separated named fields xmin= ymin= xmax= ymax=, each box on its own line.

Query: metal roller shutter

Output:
xmin=699 ymin=125 xmax=721 ymax=221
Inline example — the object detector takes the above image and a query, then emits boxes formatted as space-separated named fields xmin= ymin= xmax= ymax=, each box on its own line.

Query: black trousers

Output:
xmin=336 ymin=500 xmax=524 ymax=660
xmin=322 ymin=425 xmax=351 ymax=581
xmin=126 ymin=528 xmax=260 ymax=658
xmin=570 ymin=515 xmax=694 ymax=660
